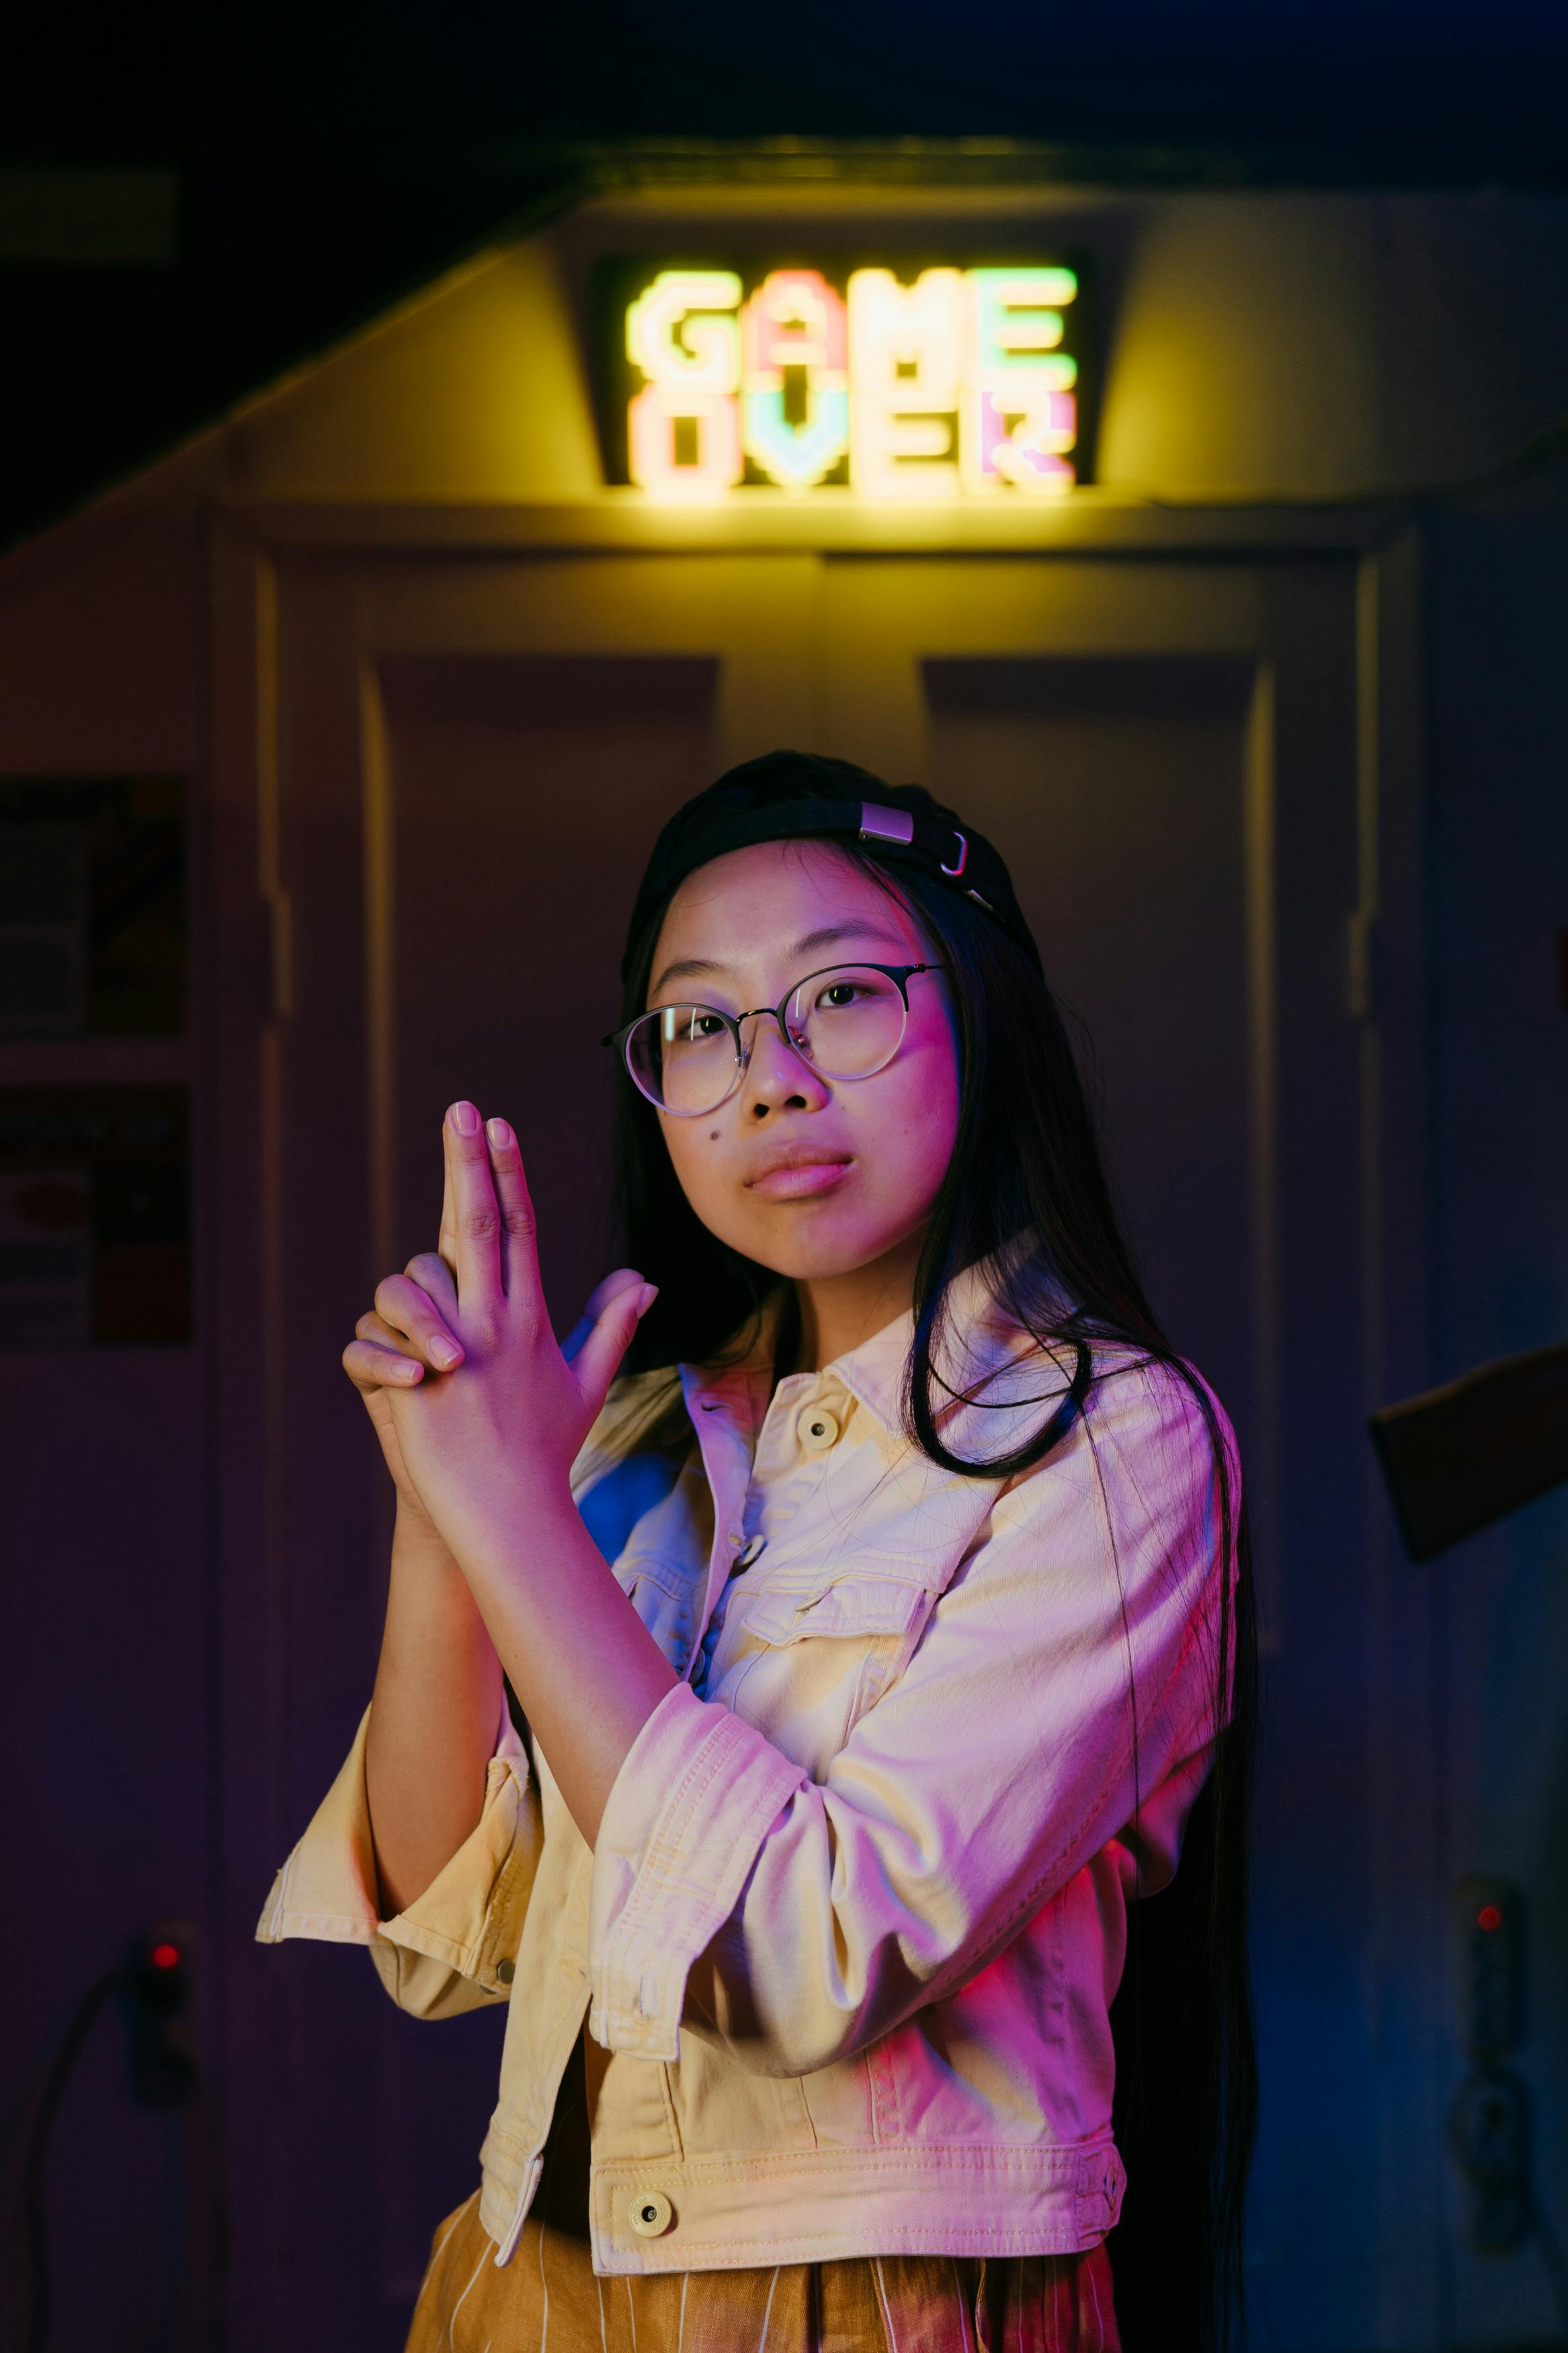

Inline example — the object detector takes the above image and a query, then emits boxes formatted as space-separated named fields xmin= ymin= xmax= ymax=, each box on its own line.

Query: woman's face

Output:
xmin=645 ymin=840 xmax=961 ymax=1281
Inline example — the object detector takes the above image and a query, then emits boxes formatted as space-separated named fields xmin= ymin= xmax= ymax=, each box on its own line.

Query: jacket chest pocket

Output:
xmin=734 ymin=1570 xmax=941 ymax=1747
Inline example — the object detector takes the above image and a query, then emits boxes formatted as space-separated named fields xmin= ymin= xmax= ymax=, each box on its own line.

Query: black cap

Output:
xmin=622 ymin=752 xmax=1041 ymax=986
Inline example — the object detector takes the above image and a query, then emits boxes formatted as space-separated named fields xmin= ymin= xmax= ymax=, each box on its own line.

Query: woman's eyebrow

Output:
xmin=648 ymin=954 xmax=726 ymax=998
xmin=649 ymin=922 xmax=909 ymax=1002
xmin=791 ymin=921 xmax=909 ymax=960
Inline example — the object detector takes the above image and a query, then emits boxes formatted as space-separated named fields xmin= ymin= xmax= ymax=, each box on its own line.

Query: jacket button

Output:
xmin=796 ymin=1404 xmax=841 ymax=1452
xmin=627 ymin=2189 xmax=673 ymax=2237
xmin=495 ymin=1958 xmax=515 ymax=1985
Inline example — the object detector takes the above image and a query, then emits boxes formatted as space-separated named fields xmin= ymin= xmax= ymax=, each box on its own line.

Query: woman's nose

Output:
xmin=738 ymin=1014 xmax=831 ymax=1114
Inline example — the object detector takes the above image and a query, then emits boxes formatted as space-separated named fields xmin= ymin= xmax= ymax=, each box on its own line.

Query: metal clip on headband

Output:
xmin=858 ymin=801 xmax=968 ymax=877
xmin=622 ymin=788 xmax=1040 ymax=984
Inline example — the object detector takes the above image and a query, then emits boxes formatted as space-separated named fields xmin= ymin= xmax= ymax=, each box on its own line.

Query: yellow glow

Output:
xmin=623 ymin=262 xmax=1080 ymax=500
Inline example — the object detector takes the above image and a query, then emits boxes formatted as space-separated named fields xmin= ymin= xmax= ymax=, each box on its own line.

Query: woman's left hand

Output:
xmin=384 ymin=1101 xmax=656 ymax=1572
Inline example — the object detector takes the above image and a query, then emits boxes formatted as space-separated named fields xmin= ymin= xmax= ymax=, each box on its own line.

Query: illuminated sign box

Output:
xmin=603 ymin=260 xmax=1088 ymax=502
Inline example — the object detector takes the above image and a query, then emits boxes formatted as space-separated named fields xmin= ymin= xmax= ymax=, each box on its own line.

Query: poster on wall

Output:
xmin=595 ymin=257 xmax=1091 ymax=503
xmin=0 ymin=775 xmax=186 ymax=1037
xmin=0 ymin=1088 xmax=190 ymax=1347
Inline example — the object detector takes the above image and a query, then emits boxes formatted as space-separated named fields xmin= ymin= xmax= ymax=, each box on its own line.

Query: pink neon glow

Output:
xmin=628 ymin=384 xmax=744 ymax=500
xmin=741 ymin=270 xmax=848 ymax=383
xmin=974 ymin=389 xmax=1077 ymax=489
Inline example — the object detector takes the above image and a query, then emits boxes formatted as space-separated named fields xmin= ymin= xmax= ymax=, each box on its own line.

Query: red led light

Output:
xmin=151 ymin=1941 xmax=181 ymax=1970
xmin=1476 ymin=1905 xmax=1503 ymax=1933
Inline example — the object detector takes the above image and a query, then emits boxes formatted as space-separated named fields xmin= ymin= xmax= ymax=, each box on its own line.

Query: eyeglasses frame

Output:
xmin=604 ymin=961 xmax=947 ymax=1118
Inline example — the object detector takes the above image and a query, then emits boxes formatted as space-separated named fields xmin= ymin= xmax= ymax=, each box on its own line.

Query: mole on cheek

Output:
xmin=708 ymin=1128 xmax=720 ymax=1142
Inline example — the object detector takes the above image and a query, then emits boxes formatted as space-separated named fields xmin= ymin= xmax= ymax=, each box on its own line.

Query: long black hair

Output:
xmin=610 ymin=752 xmax=1258 ymax=2351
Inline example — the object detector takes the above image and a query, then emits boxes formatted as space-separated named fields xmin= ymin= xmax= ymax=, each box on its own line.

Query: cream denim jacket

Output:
xmin=257 ymin=1275 xmax=1233 ymax=2277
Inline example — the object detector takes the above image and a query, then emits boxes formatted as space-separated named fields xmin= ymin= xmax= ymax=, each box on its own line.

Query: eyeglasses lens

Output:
xmin=626 ymin=1004 xmax=737 ymax=1116
xmin=784 ymin=967 xmax=906 ymax=1078
xmin=627 ymin=967 xmax=907 ymax=1115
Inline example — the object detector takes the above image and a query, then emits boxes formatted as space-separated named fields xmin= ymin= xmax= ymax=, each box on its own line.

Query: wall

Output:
xmin=3 ymin=185 xmax=1567 ymax=2353
xmin=0 ymin=516 xmax=211 ymax=2350
xmin=1424 ymin=491 xmax=1568 ymax=2348
xmin=1098 ymin=191 xmax=1568 ymax=495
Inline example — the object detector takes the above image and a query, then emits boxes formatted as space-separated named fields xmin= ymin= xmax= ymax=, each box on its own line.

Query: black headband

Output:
xmin=622 ymin=795 xmax=1042 ymax=985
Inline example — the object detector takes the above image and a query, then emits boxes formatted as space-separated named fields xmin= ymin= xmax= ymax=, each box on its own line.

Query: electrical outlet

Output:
xmin=1449 ymin=1880 xmax=1533 ymax=2257
xmin=1456 ymin=1876 xmax=1524 ymax=2061
xmin=126 ymin=1917 xmax=198 ymax=2108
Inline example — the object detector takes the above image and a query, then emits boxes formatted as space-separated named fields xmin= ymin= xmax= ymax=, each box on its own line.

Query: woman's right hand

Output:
xmin=342 ymin=1112 xmax=646 ymax=1518
xmin=344 ymin=1250 xmax=648 ymax=1504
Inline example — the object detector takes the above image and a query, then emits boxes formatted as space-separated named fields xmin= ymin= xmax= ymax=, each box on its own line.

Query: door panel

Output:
xmin=923 ymin=652 xmax=1256 ymax=1417
xmin=816 ymin=555 xmax=1360 ymax=1634
xmin=376 ymin=653 xmax=718 ymax=1323
xmin=364 ymin=552 xmax=821 ymax=774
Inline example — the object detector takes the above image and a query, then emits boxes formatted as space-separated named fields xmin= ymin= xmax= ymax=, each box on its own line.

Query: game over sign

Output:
xmin=619 ymin=264 xmax=1083 ymax=502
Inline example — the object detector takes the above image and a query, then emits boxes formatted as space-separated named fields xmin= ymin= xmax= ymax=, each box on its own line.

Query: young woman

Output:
xmin=259 ymin=751 xmax=1257 ymax=2353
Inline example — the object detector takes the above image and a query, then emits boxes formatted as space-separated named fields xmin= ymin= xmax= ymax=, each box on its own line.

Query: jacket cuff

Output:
xmin=254 ymin=1704 xmax=386 ymax=1949
xmin=255 ymin=1700 xmax=541 ymax=2013
xmin=587 ymin=1681 xmax=808 ymax=2061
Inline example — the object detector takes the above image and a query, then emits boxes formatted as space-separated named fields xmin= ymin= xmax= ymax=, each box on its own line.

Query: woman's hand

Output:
xmin=342 ymin=1247 xmax=466 ymax=1520
xmin=352 ymin=1102 xmax=675 ymax=1850
xmin=376 ymin=1103 xmax=655 ymax=1567
xmin=342 ymin=1131 xmax=649 ymax=1519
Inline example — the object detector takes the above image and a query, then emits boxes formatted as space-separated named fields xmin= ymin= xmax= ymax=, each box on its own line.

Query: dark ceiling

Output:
xmin=3 ymin=0 xmax=1567 ymax=549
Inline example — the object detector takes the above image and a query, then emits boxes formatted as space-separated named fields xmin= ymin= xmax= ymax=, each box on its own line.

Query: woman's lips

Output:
xmin=745 ymin=1158 xmax=854 ymax=1200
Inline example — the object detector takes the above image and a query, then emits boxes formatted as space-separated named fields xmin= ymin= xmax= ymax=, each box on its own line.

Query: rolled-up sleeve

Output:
xmin=587 ymin=1361 xmax=1233 ymax=2075
xmin=587 ymin=1687 xmax=810 ymax=2059
xmin=255 ymin=1700 xmax=544 ymax=2021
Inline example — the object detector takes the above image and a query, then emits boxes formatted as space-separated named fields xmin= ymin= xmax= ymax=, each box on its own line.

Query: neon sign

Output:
xmin=620 ymin=263 xmax=1081 ymax=502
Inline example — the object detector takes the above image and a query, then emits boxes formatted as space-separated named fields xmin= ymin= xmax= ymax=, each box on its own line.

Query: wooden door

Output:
xmin=814 ymin=551 xmax=1437 ymax=2342
xmin=216 ymin=534 xmax=1435 ymax=2352
xmin=218 ymin=549 xmax=820 ymax=2352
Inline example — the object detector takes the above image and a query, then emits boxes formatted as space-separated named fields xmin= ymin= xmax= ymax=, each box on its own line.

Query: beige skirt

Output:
xmin=407 ymin=2191 xmax=1120 ymax=2353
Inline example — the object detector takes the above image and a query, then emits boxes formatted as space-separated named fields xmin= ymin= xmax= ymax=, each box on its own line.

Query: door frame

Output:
xmin=204 ymin=495 xmax=1435 ymax=2348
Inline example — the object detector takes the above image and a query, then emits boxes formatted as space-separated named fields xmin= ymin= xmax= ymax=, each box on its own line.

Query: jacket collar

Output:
xmin=679 ymin=1253 xmax=1078 ymax=1460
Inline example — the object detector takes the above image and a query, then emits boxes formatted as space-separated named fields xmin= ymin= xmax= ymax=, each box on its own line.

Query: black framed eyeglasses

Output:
xmin=604 ymin=962 xmax=946 ymax=1118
